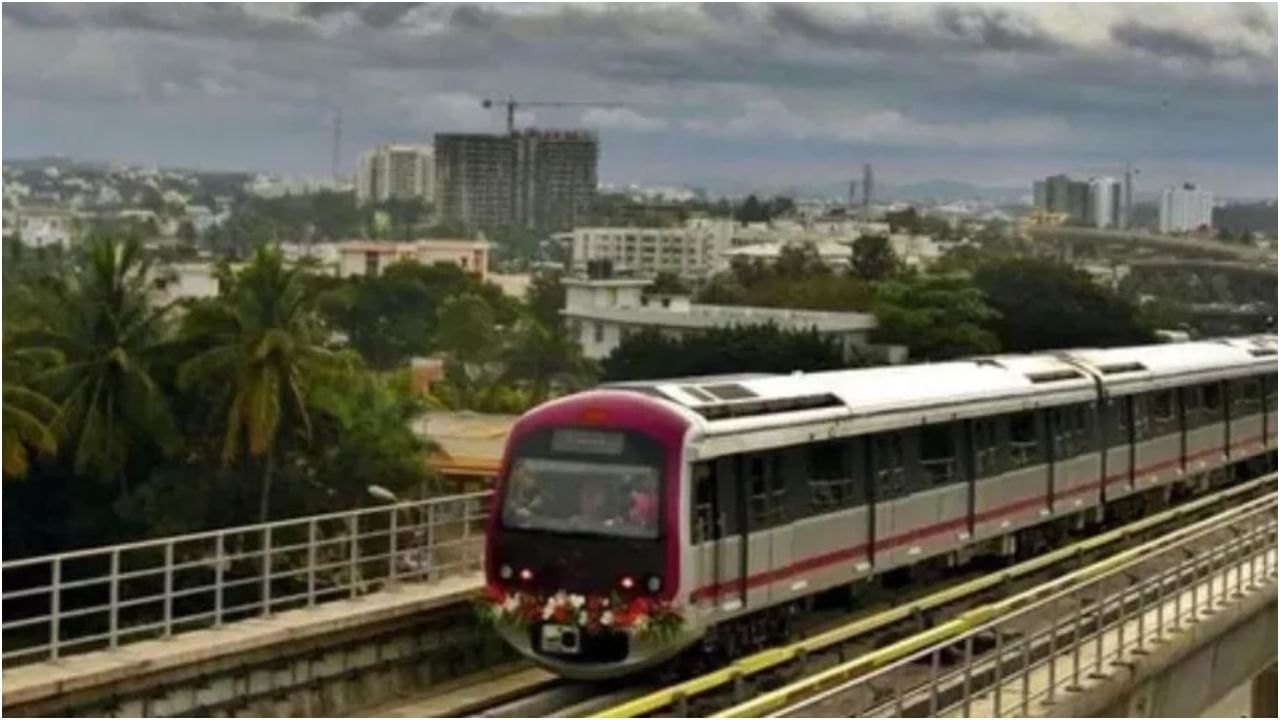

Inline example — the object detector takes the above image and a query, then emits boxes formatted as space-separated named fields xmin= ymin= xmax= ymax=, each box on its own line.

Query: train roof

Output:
xmin=617 ymin=337 xmax=1275 ymax=455
xmin=1060 ymin=337 xmax=1274 ymax=394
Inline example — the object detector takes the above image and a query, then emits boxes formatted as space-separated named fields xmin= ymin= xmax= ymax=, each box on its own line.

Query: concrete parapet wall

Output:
xmin=1045 ymin=582 xmax=1276 ymax=717
xmin=3 ymin=576 xmax=499 ymax=717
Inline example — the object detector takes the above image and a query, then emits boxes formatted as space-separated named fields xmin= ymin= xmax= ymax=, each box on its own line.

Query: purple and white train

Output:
xmin=484 ymin=336 xmax=1277 ymax=678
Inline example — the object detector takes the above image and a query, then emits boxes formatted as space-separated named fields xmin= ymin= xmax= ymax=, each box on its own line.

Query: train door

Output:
xmin=870 ymin=431 xmax=910 ymax=571
xmin=692 ymin=458 xmax=747 ymax=613
xmin=743 ymin=452 xmax=790 ymax=606
xmin=1103 ymin=394 xmax=1135 ymax=500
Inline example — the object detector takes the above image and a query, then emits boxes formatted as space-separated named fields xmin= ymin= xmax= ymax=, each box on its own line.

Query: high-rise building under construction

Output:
xmin=435 ymin=129 xmax=598 ymax=231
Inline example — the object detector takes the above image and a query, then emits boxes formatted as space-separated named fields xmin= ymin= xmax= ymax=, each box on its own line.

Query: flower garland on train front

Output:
xmin=477 ymin=587 xmax=683 ymax=641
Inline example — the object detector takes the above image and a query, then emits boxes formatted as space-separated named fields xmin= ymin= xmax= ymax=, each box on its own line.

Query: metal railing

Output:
xmin=772 ymin=494 xmax=1277 ymax=718
xmin=2 ymin=492 xmax=491 ymax=665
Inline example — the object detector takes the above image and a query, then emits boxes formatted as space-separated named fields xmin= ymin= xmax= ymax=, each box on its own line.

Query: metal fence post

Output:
xmin=50 ymin=557 xmax=61 ymax=661
xmin=349 ymin=514 xmax=360 ymax=598
xmin=993 ymin=630 xmax=1005 ymax=716
xmin=261 ymin=525 xmax=272 ymax=617
xmin=164 ymin=542 xmax=175 ymax=637
xmin=1021 ymin=632 xmax=1031 ymax=716
xmin=214 ymin=532 xmax=225 ymax=627
xmin=929 ymin=648 xmax=941 ymax=716
xmin=388 ymin=506 xmax=399 ymax=589
xmin=109 ymin=549 xmax=120 ymax=649
xmin=962 ymin=634 xmax=974 ymax=717
xmin=307 ymin=518 xmax=318 ymax=607
xmin=1093 ymin=589 xmax=1105 ymax=677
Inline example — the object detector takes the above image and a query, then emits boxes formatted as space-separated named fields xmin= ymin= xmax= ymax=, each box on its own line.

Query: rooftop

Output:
xmin=563 ymin=302 xmax=876 ymax=333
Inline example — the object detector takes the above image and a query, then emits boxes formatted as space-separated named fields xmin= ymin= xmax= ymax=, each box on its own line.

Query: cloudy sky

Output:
xmin=3 ymin=2 xmax=1277 ymax=197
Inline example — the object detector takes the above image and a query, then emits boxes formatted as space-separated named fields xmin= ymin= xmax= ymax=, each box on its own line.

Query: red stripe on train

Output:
xmin=689 ymin=434 xmax=1268 ymax=603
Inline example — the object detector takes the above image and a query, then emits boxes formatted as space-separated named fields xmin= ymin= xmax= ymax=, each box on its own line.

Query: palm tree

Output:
xmin=3 ymin=349 xmax=61 ymax=478
xmin=178 ymin=246 xmax=343 ymax=522
xmin=502 ymin=317 xmax=593 ymax=404
xmin=16 ymin=235 xmax=178 ymax=483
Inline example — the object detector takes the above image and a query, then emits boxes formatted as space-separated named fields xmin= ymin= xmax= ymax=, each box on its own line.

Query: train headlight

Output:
xmin=519 ymin=567 xmax=534 ymax=582
xmin=619 ymin=575 xmax=636 ymax=590
xmin=645 ymin=575 xmax=662 ymax=594
xmin=498 ymin=564 xmax=513 ymax=580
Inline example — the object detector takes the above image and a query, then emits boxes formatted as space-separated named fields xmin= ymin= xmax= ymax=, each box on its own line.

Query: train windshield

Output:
xmin=501 ymin=428 xmax=663 ymax=540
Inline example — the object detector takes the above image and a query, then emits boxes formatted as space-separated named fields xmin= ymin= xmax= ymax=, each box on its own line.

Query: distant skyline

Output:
xmin=3 ymin=3 xmax=1277 ymax=198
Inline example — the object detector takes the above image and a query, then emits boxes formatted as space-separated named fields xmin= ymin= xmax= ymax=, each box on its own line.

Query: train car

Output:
xmin=482 ymin=337 xmax=1276 ymax=679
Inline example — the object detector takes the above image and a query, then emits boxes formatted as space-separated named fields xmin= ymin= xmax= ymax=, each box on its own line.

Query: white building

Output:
xmin=153 ymin=263 xmax=221 ymax=304
xmin=723 ymin=239 xmax=853 ymax=270
xmin=336 ymin=238 xmax=490 ymax=280
xmin=562 ymin=276 xmax=890 ymax=363
xmin=357 ymin=144 xmax=434 ymax=205
xmin=1159 ymin=183 xmax=1215 ymax=234
xmin=14 ymin=210 xmax=74 ymax=248
xmin=1088 ymin=177 xmax=1122 ymax=228
xmin=565 ymin=218 xmax=734 ymax=279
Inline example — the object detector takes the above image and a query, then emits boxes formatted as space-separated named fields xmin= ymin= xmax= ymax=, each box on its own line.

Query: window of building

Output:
xmin=919 ymin=424 xmax=957 ymax=487
xmin=364 ymin=252 xmax=380 ymax=277
xmin=593 ymin=322 xmax=604 ymax=343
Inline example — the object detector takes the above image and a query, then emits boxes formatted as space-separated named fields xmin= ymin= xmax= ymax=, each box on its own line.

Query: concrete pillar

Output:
xmin=1252 ymin=663 xmax=1277 ymax=718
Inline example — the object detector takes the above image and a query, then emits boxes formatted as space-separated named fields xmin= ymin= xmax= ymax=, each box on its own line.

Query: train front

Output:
xmin=482 ymin=390 xmax=695 ymax=679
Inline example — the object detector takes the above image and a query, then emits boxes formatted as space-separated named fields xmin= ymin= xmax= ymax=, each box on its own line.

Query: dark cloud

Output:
xmin=1112 ymin=20 xmax=1233 ymax=63
xmin=2 ymin=3 xmax=1275 ymax=196
xmin=934 ymin=5 xmax=1060 ymax=53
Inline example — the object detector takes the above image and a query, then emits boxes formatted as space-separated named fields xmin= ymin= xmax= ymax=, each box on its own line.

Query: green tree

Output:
xmin=178 ymin=246 xmax=344 ymax=522
xmin=436 ymin=293 xmax=499 ymax=365
xmin=648 ymin=271 xmax=690 ymax=295
xmin=849 ymin=234 xmax=902 ymax=281
xmin=502 ymin=317 xmax=594 ymax=403
xmin=19 ymin=235 xmax=179 ymax=483
xmin=973 ymin=258 xmax=1156 ymax=352
xmin=3 ymin=349 xmax=61 ymax=479
xmin=525 ymin=270 xmax=567 ymax=331
xmin=885 ymin=207 xmax=920 ymax=233
xmin=601 ymin=324 xmax=849 ymax=382
xmin=872 ymin=274 xmax=1001 ymax=360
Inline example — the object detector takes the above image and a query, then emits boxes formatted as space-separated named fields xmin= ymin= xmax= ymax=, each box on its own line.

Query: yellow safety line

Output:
xmin=592 ymin=473 xmax=1275 ymax=718
xmin=716 ymin=489 xmax=1277 ymax=717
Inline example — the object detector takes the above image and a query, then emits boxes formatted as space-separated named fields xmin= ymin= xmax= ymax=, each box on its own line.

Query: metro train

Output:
xmin=482 ymin=336 xmax=1277 ymax=679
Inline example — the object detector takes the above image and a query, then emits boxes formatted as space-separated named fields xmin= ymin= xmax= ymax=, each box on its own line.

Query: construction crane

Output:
xmin=481 ymin=96 xmax=626 ymax=134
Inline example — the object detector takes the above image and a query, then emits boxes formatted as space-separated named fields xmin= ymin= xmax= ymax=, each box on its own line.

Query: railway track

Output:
xmin=373 ymin=472 xmax=1273 ymax=718
xmin=744 ymin=491 xmax=1277 ymax=717
xmin=591 ymin=472 xmax=1275 ymax=717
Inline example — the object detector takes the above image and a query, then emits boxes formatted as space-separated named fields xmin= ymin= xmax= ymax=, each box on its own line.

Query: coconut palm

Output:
xmin=16 ymin=235 xmax=178 ymax=483
xmin=178 ymin=246 xmax=344 ymax=522
xmin=3 ymin=349 xmax=62 ymax=478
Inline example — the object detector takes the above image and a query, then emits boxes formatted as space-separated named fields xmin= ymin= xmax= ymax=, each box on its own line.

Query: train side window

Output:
xmin=1131 ymin=394 xmax=1153 ymax=440
xmin=1232 ymin=377 xmax=1263 ymax=415
xmin=973 ymin=417 xmax=1002 ymax=477
xmin=1203 ymin=383 xmax=1222 ymax=413
xmin=808 ymin=440 xmax=860 ymax=512
xmin=692 ymin=463 xmax=715 ymax=544
xmin=1153 ymin=391 xmax=1174 ymax=422
xmin=1008 ymin=411 xmax=1040 ymax=468
xmin=748 ymin=453 xmax=785 ymax=528
xmin=919 ymin=423 xmax=957 ymax=487
xmin=873 ymin=433 xmax=908 ymax=500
